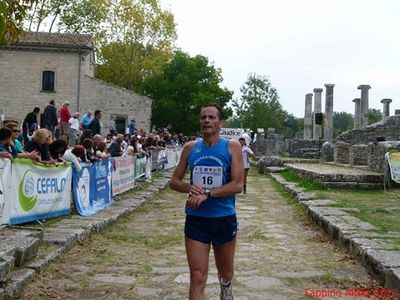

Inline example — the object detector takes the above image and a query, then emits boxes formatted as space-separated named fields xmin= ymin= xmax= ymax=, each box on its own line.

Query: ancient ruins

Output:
xmin=256 ymin=84 xmax=400 ymax=188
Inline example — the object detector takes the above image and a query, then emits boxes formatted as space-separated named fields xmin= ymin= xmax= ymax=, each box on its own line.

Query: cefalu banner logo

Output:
xmin=8 ymin=159 xmax=72 ymax=225
xmin=18 ymin=170 xmax=38 ymax=211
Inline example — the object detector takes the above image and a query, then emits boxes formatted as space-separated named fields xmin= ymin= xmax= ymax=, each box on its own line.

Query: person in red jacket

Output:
xmin=59 ymin=101 xmax=71 ymax=138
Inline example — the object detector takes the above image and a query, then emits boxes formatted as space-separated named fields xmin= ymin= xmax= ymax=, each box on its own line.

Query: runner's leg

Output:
xmin=186 ymin=237 xmax=210 ymax=300
xmin=213 ymin=239 xmax=236 ymax=283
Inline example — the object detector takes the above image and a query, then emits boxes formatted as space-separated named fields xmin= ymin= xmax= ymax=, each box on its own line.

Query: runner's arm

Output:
xmin=169 ymin=142 xmax=203 ymax=194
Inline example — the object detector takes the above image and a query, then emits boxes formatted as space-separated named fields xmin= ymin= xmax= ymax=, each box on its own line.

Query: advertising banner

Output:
xmin=220 ymin=128 xmax=251 ymax=145
xmin=0 ymin=159 xmax=11 ymax=225
xmin=111 ymin=156 xmax=135 ymax=195
xmin=387 ymin=151 xmax=400 ymax=183
xmin=164 ymin=147 xmax=183 ymax=170
xmin=8 ymin=159 xmax=72 ymax=225
xmin=135 ymin=155 xmax=147 ymax=179
xmin=73 ymin=158 xmax=113 ymax=216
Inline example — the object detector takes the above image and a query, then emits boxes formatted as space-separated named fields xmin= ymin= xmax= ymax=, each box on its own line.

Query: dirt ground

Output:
xmin=17 ymin=171 xmax=380 ymax=299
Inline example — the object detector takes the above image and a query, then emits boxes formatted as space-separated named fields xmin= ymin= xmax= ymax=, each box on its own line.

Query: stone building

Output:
xmin=0 ymin=32 xmax=152 ymax=134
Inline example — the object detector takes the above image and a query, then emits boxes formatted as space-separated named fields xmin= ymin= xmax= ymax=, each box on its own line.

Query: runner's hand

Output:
xmin=188 ymin=184 xmax=204 ymax=196
xmin=187 ymin=193 xmax=208 ymax=209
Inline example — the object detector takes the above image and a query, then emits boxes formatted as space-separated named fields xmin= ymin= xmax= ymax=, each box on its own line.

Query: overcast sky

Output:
xmin=160 ymin=0 xmax=400 ymax=117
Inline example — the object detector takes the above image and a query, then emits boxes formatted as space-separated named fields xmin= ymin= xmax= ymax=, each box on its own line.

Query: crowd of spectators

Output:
xmin=0 ymin=100 xmax=192 ymax=178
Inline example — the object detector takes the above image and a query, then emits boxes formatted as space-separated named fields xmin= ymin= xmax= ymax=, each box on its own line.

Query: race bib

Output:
xmin=192 ymin=166 xmax=223 ymax=189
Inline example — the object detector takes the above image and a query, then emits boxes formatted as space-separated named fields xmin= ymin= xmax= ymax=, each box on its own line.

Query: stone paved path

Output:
xmin=18 ymin=171 xmax=379 ymax=299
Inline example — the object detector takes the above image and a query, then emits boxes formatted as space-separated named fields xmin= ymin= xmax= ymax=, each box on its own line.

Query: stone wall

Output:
xmin=336 ymin=115 xmax=400 ymax=145
xmin=266 ymin=128 xmax=286 ymax=156
xmin=0 ymin=49 xmax=92 ymax=120
xmin=252 ymin=133 xmax=266 ymax=156
xmin=349 ymin=144 xmax=369 ymax=166
xmin=285 ymin=139 xmax=323 ymax=159
xmin=0 ymin=48 xmax=152 ymax=134
xmin=82 ymin=76 xmax=152 ymax=134
xmin=368 ymin=141 xmax=400 ymax=173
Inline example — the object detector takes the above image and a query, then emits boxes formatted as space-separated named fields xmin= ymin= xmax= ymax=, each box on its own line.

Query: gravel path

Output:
xmin=17 ymin=171 xmax=379 ymax=299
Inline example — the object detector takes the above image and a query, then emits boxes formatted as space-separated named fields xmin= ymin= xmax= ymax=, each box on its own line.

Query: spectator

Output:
xmin=25 ymin=128 xmax=53 ymax=161
xmin=68 ymin=112 xmax=81 ymax=147
xmin=109 ymin=116 xmax=116 ymax=135
xmin=0 ymin=128 xmax=41 ymax=161
xmin=79 ymin=129 xmax=93 ymax=145
xmin=123 ymin=137 xmax=138 ymax=156
xmin=96 ymin=142 xmax=109 ymax=159
xmin=88 ymin=110 xmax=102 ymax=135
xmin=81 ymin=138 xmax=97 ymax=162
xmin=109 ymin=134 xmax=124 ymax=157
xmin=43 ymin=100 xmax=58 ymax=136
xmin=81 ymin=111 xmax=93 ymax=130
xmin=105 ymin=133 xmax=112 ymax=145
xmin=22 ymin=107 xmax=40 ymax=144
xmin=48 ymin=139 xmax=68 ymax=162
xmin=63 ymin=145 xmax=85 ymax=172
xmin=92 ymin=134 xmax=103 ymax=152
xmin=59 ymin=102 xmax=71 ymax=137
xmin=4 ymin=122 xmax=23 ymax=153
xmin=128 ymin=119 xmax=136 ymax=135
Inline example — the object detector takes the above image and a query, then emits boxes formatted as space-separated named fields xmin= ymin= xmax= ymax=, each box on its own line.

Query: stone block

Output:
xmin=43 ymin=231 xmax=77 ymax=247
xmin=26 ymin=246 xmax=66 ymax=273
xmin=13 ymin=237 xmax=41 ymax=266
xmin=0 ymin=255 xmax=14 ymax=283
xmin=385 ymin=267 xmax=400 ymax=291
xmin=334 ymin=141 xmax=351 ymax=164
xmin=4 ymin=268 xmax=35 ymax=299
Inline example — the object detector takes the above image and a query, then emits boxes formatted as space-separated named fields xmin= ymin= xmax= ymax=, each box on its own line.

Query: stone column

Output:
xmin=323 ymin=84 xmax=334 ymax=140
xmin=303 ymin=93 xmax=313 ymax=140
xmin=313 ymin=88 xmax=323 ymax=140
xmin=358 ymin=84 xmax=371 ymax=128
xmin=353 ymin=98 xmax=361 ymax=129
xmin=381 ymin=98 xmax=392 ymax=119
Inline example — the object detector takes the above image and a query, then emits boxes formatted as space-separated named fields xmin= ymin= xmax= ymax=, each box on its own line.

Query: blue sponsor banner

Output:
xmin=73 ymin=158 xmax=113 ymax=216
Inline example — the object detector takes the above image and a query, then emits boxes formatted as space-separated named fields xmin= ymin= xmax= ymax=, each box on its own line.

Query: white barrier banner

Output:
xmin=387 ymin=151 xmax=400 ymax=183
xmin=164 ymin=147 xmax=182 ymax=169
xmin=8 ymin=159 xmax=72 ymax=225
xmin=0 ymin=158 xmax=11 ymax=225
xmin=111 ymin=156 xmax=136 ymax=195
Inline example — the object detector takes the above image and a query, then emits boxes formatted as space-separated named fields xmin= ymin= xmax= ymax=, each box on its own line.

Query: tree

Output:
xmin=143 ymin=50 xmax=233 ymax=135
xmin=333 ymin=111 xmax=353 ymax=137
xmin=23 ymin=0 xmax=177 ymax=92
xmin=368 ymin=108 xmax=382 ymax=125
xmin=0 ymin=0 xmax=37 ymax=44
xmin=282 ymin=113 xmax=301 ymax=138
xmin=233 ymin=74 xmax=286 ymax=134
xmin=93 ymin=0 xmax=176 ymax=92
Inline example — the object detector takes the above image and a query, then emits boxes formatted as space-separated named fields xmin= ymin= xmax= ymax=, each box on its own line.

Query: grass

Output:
xmin=280 ymin=170 xmax=324 ymax=191
xmin=275 ymin=170 xmax=400 ymax=234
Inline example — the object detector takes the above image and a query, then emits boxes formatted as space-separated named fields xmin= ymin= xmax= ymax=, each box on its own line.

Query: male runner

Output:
xmin=170 ymin=104 xmax=243 ymax=300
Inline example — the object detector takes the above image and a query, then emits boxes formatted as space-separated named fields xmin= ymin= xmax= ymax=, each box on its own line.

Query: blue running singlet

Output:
xmin=186 ymin=138 xmax=235 ymax=217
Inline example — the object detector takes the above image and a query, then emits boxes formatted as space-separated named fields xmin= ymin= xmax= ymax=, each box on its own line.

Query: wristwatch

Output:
xmin=204 ymin=188 xmax=211 ymax=198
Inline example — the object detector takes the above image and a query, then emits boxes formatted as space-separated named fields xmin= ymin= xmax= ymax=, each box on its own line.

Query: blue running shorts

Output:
xmin=184 ymin=214 xmax=237 ymax=246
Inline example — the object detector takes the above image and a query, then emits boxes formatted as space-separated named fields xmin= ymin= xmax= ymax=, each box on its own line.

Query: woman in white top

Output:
xmin=239 ymin=137 xmax=255 ymax=194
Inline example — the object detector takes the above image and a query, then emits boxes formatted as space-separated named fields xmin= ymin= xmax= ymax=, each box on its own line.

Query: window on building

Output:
xmin=42 ymin=70 xmax=55 ymax=92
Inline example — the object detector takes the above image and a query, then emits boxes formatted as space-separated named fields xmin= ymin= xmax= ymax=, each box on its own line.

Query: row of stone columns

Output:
xmin=353 ymin=85 xmax=393 ymax=129
xmin=303 ymin=84 xmax=334 ymax=140
xmin=304 ymin=84 xmax=395 ymax=140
